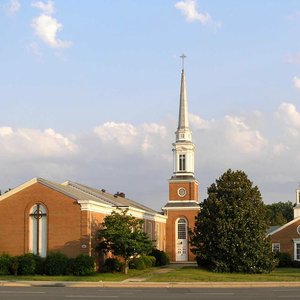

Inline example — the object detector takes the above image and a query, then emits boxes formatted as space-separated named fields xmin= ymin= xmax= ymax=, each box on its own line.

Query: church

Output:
xmin=269 ymin=188 xmax=300 ymax=262
xmin=0 ymin=56 xmax=199 ymax=263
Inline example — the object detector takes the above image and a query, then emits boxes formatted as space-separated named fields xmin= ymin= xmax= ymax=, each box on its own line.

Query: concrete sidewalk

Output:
xmin=1 ymin=280 xmax=300 ymax=288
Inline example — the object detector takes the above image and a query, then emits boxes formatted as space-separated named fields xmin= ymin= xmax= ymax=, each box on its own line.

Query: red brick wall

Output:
xmin=271 ymin=219 xmax=300 ymax=259
xmin=169 ymin=181 xmax=198 ymax=201
xmin=0 ymin=182 xmax=89 ymax=258
xmin=165 ymin=209 xmax=198 ymax=261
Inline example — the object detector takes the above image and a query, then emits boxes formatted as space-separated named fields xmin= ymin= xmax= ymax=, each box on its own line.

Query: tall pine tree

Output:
xmin=190 ymin=169 xmax=276 ymax=273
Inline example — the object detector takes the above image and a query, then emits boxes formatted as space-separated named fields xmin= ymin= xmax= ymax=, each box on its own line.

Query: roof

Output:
xmin=0 ymin=177 xmax=162 ymax=217
xmin=268 ymin=217 xmax=300 ymax=236
xmin=162 ymin=201 xmax=199 ymax=208
xmin=267 ymin=226 xmax=280 ymax=235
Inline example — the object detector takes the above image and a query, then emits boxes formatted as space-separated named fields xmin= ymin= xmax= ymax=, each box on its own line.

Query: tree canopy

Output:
xmin=190 ymin=169 xmax=276 ymax=273
xmin=97 ymin=208 xmax=153 ymax=274
xmin=265 ymin=201 xmax=293 ymax=226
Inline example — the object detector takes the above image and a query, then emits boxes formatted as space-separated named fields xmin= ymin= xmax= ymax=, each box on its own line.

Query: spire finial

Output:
xmin=180 ymin=53 xmax=186 ymax=70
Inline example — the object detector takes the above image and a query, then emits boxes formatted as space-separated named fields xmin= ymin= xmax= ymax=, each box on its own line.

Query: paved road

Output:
xmin=1 ymin=286 xmax=300 ymax=299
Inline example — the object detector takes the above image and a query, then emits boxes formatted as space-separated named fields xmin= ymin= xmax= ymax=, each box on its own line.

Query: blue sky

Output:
xmin=1 ymin=0 xmax=300 ymax=209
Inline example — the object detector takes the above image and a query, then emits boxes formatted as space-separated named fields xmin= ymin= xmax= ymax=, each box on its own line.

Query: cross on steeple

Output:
xmin=180 ymin=53 xmax=186 ymax=70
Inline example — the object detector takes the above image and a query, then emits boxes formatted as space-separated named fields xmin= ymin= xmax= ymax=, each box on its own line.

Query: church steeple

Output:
xmin=173 ymin=54 xmax=195 ymax=177
xmin=162 ymin=55 xmax=199 ymax=262
xmin=176 ymin=54 xmax=192 ymax=142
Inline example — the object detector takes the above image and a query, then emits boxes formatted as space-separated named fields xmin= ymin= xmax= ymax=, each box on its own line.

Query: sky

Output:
xmin=1 ymin=0 xmax=300 ymax=210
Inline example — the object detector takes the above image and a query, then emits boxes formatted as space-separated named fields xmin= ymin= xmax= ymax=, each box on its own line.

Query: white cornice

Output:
xmin=161 ymin=206 xmax=200 ymax=211
xmin=78 ymin=200 xmax=167 ymax=223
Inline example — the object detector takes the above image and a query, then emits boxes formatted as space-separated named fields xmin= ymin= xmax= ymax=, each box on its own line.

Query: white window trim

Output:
xmin=272 ymin=243 xmax=280 ymax=253
xmin=293 ymin=238 xmax=300 ymax=261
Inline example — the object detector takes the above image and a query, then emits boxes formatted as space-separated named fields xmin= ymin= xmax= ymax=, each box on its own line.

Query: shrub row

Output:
xmin=150 ymin=249 xmax=170 ymax=266
xmin=275 ymin=252 xmax=300 ymax=268
xmin=0 ymin=253 xmax=95 ymax=276
xmin=101 ymin=249 xmax=170 ymax=273
xmin=129 ymin=255 xmax=156 ymax=270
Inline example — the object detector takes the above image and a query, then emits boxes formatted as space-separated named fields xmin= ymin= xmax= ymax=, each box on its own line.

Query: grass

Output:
xmin=0 ymin=267 xmax=300 ymax=282
xmin=0 ymin=268 xmax=157 ymax=282
xmin=144 ymin=267 xmax=300 ymax=282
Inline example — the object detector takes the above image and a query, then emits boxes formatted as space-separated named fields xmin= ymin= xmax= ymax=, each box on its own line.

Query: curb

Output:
xmin=2 ymin=281 xmax=300 ymax=288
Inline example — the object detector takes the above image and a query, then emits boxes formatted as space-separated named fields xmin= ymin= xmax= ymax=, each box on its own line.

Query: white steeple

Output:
xmin=172 ymin=54 xmax=195 ymax=177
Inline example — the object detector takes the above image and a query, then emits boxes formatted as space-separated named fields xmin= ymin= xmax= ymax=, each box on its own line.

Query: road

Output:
xmin=1 ymin=286 xmax=300 ymax=299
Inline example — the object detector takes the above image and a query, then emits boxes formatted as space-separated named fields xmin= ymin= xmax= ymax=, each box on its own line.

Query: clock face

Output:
xmin=177 ymin=187 xmax=186 ymax=197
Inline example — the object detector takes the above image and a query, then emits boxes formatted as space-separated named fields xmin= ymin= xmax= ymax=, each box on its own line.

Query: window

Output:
xmin=179 ymin=154 xmax=186 ymax=171
xmin=293 ymin=239 xmax=300 ymax=261
xmin=177 ymin=218 xmax=187 ymax=240
xmin=296 ymin=243 xmax=300 ymax=261
xmin=29 ymin=203 xmax=47 ymax=257
xmin=147 ymin=221 xmax=152 ymax=240
xmin=272 ymin=243 xmax=280 ymax=253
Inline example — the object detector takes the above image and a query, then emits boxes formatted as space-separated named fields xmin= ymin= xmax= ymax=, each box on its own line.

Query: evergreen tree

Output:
xmin=97 ymin=208 xmax=153 ymax=274
xmin=190 ymin=169 xmax=276 ymax=273
xmin=266 ymin=201 xmax=293 ymax=226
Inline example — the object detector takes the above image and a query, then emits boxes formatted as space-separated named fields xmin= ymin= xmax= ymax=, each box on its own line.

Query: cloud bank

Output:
xmin=1 ymin=103 xmax=299 ymax=209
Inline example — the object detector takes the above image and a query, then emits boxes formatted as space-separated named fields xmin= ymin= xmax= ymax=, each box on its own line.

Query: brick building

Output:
xmin=270 ymin=188 xmax=300 ymax=261
xmin=0 ymin=56 xmax=199 ymax=262
xmin=0 ymin=178 xmax=167 ymax=259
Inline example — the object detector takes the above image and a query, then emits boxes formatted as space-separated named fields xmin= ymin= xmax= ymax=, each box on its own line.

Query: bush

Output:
xmin=45 ymin=252 xmax=69 ymax=275
xmin=150 ymin=249 xmax=169 ymax=266
xmin=72 ymin=254 xmax=95 ymax=276
xmin=129 ymin=257 xmax=146 ymax=270
xmin=275 ymin=252 xmax=292 ymax=268
xmin=9 ymin=256 xmax=19 ymax=275
xmin=18 ymin=254 xmax=36 ymax=275
xmin=0 ymin=254 xmax=11 ymax=275
xmin=101 ymin=258 xmax=122 ymax=273
xmin=292 ymin=260 xmax=300 ymax=268
xmin=33 ymin=255 xmax=45 ymax=275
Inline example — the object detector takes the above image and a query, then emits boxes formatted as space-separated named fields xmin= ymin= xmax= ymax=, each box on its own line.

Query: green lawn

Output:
xmin=0 ymin=267 xmax=300 ymax=282
xmin=144 ymin=267 xmax=300 ymax=282
xmin=0 ymin=268 xmax=156 ymax=282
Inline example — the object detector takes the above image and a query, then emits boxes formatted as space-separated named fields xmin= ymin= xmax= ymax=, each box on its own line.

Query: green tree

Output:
xmin=266 ymin=201 xmax=293 ymax=226
xmin=97 ymin=208 xmax=153 ymax=274
xmin=190 ymin=169 xmax=276 ymax=273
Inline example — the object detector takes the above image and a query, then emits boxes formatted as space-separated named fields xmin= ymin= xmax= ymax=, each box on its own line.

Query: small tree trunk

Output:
xmin=123 ymin=260 xmax=129 ymax=275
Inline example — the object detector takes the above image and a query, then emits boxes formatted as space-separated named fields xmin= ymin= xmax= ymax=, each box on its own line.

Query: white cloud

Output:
xmin=94 ymin=122 xmax=138 ymax=146
xmin=293 ymin=76 xmax=300 ymax=89
xmin=31 ymin=14 xmax=72 ymax=49
xmin=31 ymin=1 xmax=72 ymax=49
xmin=189 ymin=113 xmax=211 ymax=129
xmin=32 ymin=0 xmax=55 ymax=15
xmin=4 ymin=0 xmax=21 ymax=15
xmin=0 ymin=127 xmax=76 ymax=157
xmin=224 ymin=116 xmax=267 ymax=153
xmin=276 ymin=102 xmax=300 ymax=128
xmin=0 ymin=127 xmax=13 ymax=137
xmin=175 ymin=0 xmax=221 ymax=28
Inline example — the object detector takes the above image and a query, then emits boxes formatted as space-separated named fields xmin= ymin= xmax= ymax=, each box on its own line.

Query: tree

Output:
xmin=97 ymin=208 xmax=153 ymax=274
xmin=190 ymin=169 xmax=276 ymax=273
xmin=266 ymin=201 xmax=293 ymax=226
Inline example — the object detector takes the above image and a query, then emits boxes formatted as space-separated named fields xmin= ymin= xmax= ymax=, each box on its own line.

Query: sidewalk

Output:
xmin=1 ymin=280 xmax=300 ymax=288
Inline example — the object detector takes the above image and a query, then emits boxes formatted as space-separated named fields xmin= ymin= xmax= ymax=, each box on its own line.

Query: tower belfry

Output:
xmin=162 ymin=55 xmax=199 ymax=262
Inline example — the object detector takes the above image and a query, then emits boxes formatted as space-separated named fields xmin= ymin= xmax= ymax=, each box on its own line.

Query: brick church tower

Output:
xmin=162 ymin=55 xmax=200 ymax=262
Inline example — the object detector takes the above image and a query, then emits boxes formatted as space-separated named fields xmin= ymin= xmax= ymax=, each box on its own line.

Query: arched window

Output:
xmin=177 ymin=218 xmax=187 ymax=240
xmin=29 ymin=204 xmax=47 ymax=257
